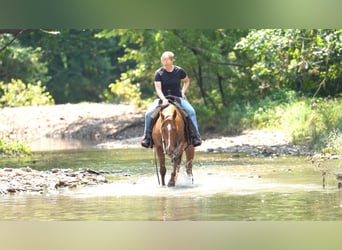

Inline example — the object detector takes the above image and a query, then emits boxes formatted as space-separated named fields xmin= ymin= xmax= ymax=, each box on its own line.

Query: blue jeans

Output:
xmin=143 ymin=98 xmax=200 ymax=136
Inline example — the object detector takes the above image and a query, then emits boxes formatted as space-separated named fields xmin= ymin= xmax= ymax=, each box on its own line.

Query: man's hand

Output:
xmin=162 ymin=98 xmax=169 ymax=107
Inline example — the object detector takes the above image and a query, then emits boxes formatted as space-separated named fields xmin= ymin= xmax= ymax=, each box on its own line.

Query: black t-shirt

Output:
xmin=154 ymin=66 xmax=187 ymax=97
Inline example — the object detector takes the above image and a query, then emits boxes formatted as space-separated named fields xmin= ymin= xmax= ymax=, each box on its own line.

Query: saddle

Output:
xmin=149 ymin=95 xmax=193 ymax=146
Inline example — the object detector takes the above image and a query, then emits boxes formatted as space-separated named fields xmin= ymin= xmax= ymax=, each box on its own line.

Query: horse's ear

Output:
xmin=160 ymin=112 xmax=165 ymax=121
xmin=172 ymin=109 xmax=177 ymax=120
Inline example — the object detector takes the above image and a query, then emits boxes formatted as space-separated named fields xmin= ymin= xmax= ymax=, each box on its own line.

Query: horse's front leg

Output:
xmin=185 ymin=146 xmax=195 ymax=184
xmin=174 ymin=142 xmax=184 ymax=175
xmin=168 ymin=154 xmax=182 ymax=187
xmin=167 ymin=142 xmax=184 ymax=187
xmin=167 ymin=159 xmax=178 ymax=187
xmin=156 ymin=146 xmax=166 ymax=186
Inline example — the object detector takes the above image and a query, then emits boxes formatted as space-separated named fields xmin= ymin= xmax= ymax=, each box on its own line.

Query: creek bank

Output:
xmin=0 ymin=103 xmax=325 ymax=157
xmin=197 ymin=130 xmax=304 ymax=157
xmin=0 ymin=103 xmax=144 ymax=142
xmin=0 ymin=167 xmax=114 ymax=195
xmin=98 ymin=129 xmax=317 ymax=157
xmin=204 ymin=144 xmax=313 ymax=157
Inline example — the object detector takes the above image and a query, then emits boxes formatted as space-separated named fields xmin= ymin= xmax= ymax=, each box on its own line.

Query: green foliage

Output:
xmin=243 ymin=92 xmax=342 ymax=153
xmin=280 ymin=100 xmax=314 ymax=143
xmin=105 ymin=79 xmax=142 ymax=106
xmin=245 ymin=89 xmax=299 ymax=128
xmin=0 ymin=79 xmax=54 ymax=107
xmin=280 ymin=97 xmax=342 ymax=146
xmin=19 ymin=29 xmax=124 ymax=103
xmin=234 ymin=29 xmax=342 ymax=97
xmin=0 ymin=137 xmax=31 ymax=157
xmin=96 ymin=29 xmax=249 ymax=108
xmin=195 ymin=101 xmax=245 ymax=135
xmin=0 ymin=33 xmax=50 ymax=84
xmin=321 ymin=129 xmax=342 ymax=154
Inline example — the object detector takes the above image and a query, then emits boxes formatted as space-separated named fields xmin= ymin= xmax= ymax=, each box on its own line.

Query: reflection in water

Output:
xmin=1 ymin=187 xmax=342 ymax=221
xmin=1 ymin=148 xmax=342 ymax=220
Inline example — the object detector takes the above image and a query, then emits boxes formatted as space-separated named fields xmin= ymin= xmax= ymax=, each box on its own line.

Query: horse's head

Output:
xmin=160 ymin=105 xmax=178 ymax=157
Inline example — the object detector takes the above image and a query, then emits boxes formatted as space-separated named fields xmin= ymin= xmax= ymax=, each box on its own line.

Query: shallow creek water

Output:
xmin=1 ymin=147 xmax=342 ymax=220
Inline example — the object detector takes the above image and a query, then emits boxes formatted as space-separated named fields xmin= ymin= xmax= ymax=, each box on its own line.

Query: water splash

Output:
xmin=71 ymin=168 xmax=321 ymax=198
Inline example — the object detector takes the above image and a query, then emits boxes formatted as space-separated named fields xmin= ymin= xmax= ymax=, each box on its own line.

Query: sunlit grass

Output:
xmin=247 ymin=95 xmax=342 ymax=153
xmin=196 ymin=88 xmax=342 ymax=154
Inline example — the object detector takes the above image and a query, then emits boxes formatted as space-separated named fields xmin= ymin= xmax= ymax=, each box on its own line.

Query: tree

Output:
xmin=234 ymin=29 xmax=342 ymax=97
xmin=19 ymin=29 xmax=126 ymax=103
xmin=96 ymin=29 xmax=248 ymax=107
xmin=0 ymin=31 xmax=50 ymax=85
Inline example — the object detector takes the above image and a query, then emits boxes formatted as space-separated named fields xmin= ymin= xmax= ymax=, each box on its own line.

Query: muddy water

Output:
xmin=1 ymin=148 xmax=342 ymax=220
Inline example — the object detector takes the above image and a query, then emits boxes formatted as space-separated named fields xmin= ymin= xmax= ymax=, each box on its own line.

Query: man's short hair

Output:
xmin=161 ymin=51 xmax=174 ymax=60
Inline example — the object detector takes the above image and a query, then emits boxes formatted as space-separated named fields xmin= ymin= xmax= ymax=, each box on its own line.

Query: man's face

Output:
xmin=161 ymin=57 xmax=173 ymax=67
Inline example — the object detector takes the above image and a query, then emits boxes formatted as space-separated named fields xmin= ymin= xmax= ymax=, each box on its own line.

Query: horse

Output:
xmin=152 ymin=103 xmax=195 ymax=187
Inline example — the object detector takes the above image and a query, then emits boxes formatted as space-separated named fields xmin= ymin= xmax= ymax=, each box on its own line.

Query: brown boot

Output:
xmin=141 ymin=134 xmax=151 ymax=148
xmin=192 ymin=134 xmax=202 ymax=147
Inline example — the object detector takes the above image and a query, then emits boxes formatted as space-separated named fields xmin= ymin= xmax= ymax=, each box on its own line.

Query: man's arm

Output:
xmin=154 ymin=81 xmax=169 ymax=106
xmin=181 ymin=76 xmax=190 ymax=99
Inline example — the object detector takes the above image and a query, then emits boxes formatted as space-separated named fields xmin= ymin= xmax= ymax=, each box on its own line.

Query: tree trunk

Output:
xmin=217 ymin=74 xmax=226 ymax=105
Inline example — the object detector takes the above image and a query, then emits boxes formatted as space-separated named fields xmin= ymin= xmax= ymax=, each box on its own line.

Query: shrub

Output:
xmin=0 ymin=137 xmax=31 ymax=157
xmin=0 ymin=79 xmax=54 ymax=107
xmin=245 ymin=89 xmax=299 ymax=129
xmin=105 ymin=80 xmax=142 ymax=106
xmin=321 ymin=129 xmax=342 ymax=154
xmin=280 ymin=100 xmax=314 ymax=143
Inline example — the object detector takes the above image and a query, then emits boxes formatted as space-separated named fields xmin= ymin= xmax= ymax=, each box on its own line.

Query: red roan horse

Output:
xmin=152 ymin=103 xmax=194 ymax=187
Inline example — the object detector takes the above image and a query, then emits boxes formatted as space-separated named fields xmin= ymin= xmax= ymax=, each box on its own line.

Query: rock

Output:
xmin=336 ymin=172 xmax=342 ymax=180
xmin=0 ymin=167 xmax=111 ymax=195
xmin=7 ymin=187 xmax=16 ymax=193
xmin=21 ymin=167 xmax=32 ymax=172
xmin=330 ymin=155 xmax=339 ymax=159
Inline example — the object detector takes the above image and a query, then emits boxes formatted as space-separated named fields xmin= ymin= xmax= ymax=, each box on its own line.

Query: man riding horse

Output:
xmin=141 ymin=51 xmax=202 ymax=148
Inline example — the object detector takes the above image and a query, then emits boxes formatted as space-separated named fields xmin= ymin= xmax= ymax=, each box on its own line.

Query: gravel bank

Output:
xmin=0 ymin=167 xmax=109 ymax=195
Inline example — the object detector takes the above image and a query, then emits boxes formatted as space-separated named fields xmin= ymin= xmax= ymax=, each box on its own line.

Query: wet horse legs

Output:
xmin=168 ymin=155 xmax=182 ymax=187
xmin=156 ymin=146 xmax=166 ymax=186
xmin=185 ymin=146 xmax=194 ymax=184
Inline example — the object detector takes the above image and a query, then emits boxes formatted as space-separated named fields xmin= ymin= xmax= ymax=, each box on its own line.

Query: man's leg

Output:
xmin=141 ymin=99 xmax=159 ymax=148
xmin=180 ymin=98 xmax=202 ymax=146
